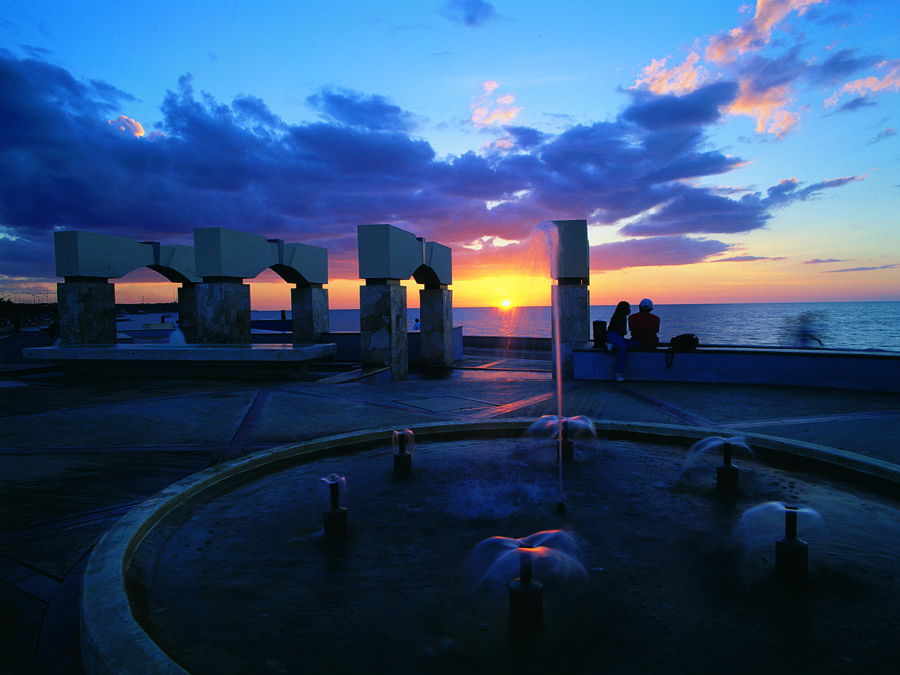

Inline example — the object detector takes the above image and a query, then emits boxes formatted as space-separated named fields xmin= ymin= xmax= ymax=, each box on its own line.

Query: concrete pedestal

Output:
xmin=291 ymin=285 xmax=329 ymax=344
xmin=360 ymin=281 xmax=407 ymax=381
xmin=552 ymin=281 xmax=590 ymax=379
xmin=57 ymin=279 xmax=117 ymax=345
xmin=419 ymin=286 xmax=454 ymax=368
xmin=177 ymin=284 xmax=198 ymax=343
xmin=195 ymin=280 xmax=251 ymax=344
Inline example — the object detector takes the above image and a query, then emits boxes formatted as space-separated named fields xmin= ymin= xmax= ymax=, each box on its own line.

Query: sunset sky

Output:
xmin=1 ymin=0 xmax=898 ymax=309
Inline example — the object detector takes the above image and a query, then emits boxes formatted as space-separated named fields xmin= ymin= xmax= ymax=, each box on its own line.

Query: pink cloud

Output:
xmin=826 ymin=59 xmax=900 ymax=107
xmin=633 ymin=52 xmax=706 ymax=95
xmin=471 ymin=81 xmax=522 ymax=127
xmin=107 ymin=115 xmax=145 ymax=137
xmin=706 ymin=0 xmax=827 ymax=64
xmin=727 ymin=82 xmax=800 ymax=137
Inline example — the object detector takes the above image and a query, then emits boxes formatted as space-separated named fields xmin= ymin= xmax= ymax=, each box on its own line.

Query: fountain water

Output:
xmin=681 ymin=435 xmax=753 ymax=492
xmin=741 ymin=501 xmax=821 ymax=583
xmin=458 ymin=530 xmax=585 ymax=633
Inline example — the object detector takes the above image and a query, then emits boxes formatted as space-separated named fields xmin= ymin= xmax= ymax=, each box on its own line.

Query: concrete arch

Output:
xmin=53 ymin=228 xmax=330 ymax=346
xmin=357 ymin=224 xmax=454 ymax=380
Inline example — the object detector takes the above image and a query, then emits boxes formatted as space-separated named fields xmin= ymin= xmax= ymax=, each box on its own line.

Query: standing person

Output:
xmin=606 ymin=301 xmax=639 ymax=382
xmin=628 ymin=298 xmax=660 ymax=348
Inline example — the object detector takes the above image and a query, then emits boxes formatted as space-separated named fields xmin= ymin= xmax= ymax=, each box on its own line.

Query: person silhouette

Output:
xmin=606 ymin=301 xmax=639 ymax=382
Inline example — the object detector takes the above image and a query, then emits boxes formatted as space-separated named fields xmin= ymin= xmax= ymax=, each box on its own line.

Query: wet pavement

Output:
xmin=2 ymin=331 xmax=900 ymax=674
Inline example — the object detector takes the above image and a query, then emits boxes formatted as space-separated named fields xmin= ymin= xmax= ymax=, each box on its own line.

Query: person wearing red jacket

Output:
xmin=628 ymin=298 xmax=660 ymax=348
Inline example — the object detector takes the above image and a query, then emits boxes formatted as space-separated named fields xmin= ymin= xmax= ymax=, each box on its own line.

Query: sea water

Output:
xmin=251 ymin=301 xmax=900 ymax=352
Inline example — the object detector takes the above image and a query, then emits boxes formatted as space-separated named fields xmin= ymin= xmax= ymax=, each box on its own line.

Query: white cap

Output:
xmin=639 ymin=298 xmax=654 ymax=310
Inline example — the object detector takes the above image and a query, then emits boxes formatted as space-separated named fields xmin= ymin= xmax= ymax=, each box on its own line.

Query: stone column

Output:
xmin=194 ymin=278 xmax=251 ymax=344
xmin=291 ymin=284 xmax=329 ymax=344
xmin=57 ymin=278 xmax=116 ymax=345
xmin=551 ymin=219 xmax=591 ymax=379
xmin=177 ymin=283 xmax=198 ymax=343
xmin=419 ymin=285 xmax=454 ymax=367
xmin=360 ymin=280 xmax=408 ymax=381
xmin=553 ymin=280 xmax=590 ymax=379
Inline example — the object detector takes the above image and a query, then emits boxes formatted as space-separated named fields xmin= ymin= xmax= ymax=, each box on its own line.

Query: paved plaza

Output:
xmin=2 ymin=329 xmax=900 ymax=674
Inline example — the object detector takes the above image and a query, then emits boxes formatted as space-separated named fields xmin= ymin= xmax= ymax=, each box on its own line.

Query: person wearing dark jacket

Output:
xmin=606 ymin=300 xmax=639 ymax=381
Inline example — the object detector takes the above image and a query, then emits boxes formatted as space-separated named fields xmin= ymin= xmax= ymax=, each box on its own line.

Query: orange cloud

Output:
xmin=471 ymin=81 xmax=522 ymax=128
xmin=826 ymin=59 xmax=900 ymax=106
xmin=108 ymin=115 xmax=145 ymax=137
xmin=633 ymin=52 xmax=706 ymax=95
xmin=706 ymin=0 xmax=827 ymax=64
xmin=727 ymin=82 xmax=799 ymax=137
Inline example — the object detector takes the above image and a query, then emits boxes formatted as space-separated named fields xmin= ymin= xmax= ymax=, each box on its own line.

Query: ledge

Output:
xmin=22 ymin=343 xmax=337 ymax=380
xmin=574 ymin=344 xmax=900 ymax=393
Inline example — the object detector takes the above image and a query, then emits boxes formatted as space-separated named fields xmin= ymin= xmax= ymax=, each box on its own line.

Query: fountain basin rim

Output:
xmin=80 ymin=419 xmax=900 ymax=675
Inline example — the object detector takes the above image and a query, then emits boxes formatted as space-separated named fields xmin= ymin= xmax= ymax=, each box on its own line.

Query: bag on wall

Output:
xmin=666 ymin=333 xmax=700 ymax=368
xmin=670 ymin=334 xmax=699 ymax=351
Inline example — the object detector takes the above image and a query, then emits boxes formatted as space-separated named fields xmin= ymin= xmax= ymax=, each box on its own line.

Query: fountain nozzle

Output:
xmin=509 ymin=547 xmax=543 ymax=633
xmin=392 ymin=429 xmax=415 ymax=476
xmin=716 ymin=442 xmax=739 ymax=493
xmin=321 ymin=475 xmax=349 ymax=538
xmin=775 ymin=505 xmax=808 ymax=583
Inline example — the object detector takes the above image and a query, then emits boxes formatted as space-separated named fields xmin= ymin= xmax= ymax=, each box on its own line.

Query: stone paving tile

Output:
xmin=0 ymin=390 xmax=258 ymax=448
xmin=0 ymin=581 xmax=43 ymax=674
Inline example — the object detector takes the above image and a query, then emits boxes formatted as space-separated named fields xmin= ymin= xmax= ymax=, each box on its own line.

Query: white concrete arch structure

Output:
xmin=54 ymin=230 xmax=201 ymax=345
xmin=53 ymin=228 xmax=329 ymax=346
xmin=357 ymin=224 xmax=453 ymax=380
xmin=191 ymin=228 xmax=329 ymax=344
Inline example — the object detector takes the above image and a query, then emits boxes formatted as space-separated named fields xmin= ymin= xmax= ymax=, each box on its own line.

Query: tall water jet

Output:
xmin=532 ymin=220 xmax=591 ymax=513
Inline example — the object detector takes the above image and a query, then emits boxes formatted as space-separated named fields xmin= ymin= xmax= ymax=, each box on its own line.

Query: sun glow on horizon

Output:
xmin=500 ymin=299 xmax=513 ymax=309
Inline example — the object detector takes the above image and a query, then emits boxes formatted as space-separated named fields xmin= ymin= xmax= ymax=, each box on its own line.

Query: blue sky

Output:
xmin=1 ymin=0 xmax=898 ymax=307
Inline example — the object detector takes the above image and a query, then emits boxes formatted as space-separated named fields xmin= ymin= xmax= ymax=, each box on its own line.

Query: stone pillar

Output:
xmin=291 ymin=284 xmax=329 ymax=344
xmin=177 ymin=283 xmax=198 ymax=343
xmin=57 ymin=278 xmax=116 ymax=345
xmin=551 ymin=220 xmax=591 ymax=379
xmin=360 ymin=280 xmax=407 ymax=381
xmin=419 ymin=285 xmax=454 ymax=367
xmin=553 ymin=281 xmax=590 ymax=379
xmin=194 ymin=278 xmax=251 ymax=344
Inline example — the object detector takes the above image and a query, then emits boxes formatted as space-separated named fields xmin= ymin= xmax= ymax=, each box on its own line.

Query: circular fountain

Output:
xmin=82 ymin=421 xmax=900 ymax=675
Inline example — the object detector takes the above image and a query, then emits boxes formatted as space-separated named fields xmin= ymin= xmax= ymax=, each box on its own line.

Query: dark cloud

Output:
xmin=804 ymin=258 xmax=846 ymax=264
xmin=0 ymin=51 xmax=863 ymax=284
xmin=711 ymin=255 xmax=786 ymax=262
xmin=591 ymin=236 xmax=732 ymax=271
xmin=307 ymin=88 xmax=416 ymax=132
xmin=621 ymin=82 xmax=739 ymax=130
xmin=822 ymin=264 xmax=897 ymax=273
xmin=619 ymin=187 xmax=770 ymax=236
xmin=505 ymin=125 xmax=548 ymax=149
xmin=808 ymin=48 xmax=880 ymax=85
xmin=868 ymin=127 xmax=895 ymax=144
xmin=439 ymin=0 xmax=497 ymax=26
xmin=826 ymin=95 xmax=877 ymax=115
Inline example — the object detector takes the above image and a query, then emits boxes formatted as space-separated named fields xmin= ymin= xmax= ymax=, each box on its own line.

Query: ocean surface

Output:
xmin=251 ymin=301 xmax=900 ymax=352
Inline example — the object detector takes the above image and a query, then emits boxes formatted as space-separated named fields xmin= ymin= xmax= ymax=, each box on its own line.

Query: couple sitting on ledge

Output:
xmin=606 ymin=299 xmax=659 ymax=382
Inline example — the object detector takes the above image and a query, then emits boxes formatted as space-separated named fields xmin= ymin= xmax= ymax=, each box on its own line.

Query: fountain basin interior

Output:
xmin=82 ymin=421 xmax=900 ymax=675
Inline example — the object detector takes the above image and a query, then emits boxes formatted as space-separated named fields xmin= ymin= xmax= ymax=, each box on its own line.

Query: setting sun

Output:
xmin=500 ymin=299 xmax=513 ymax=309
